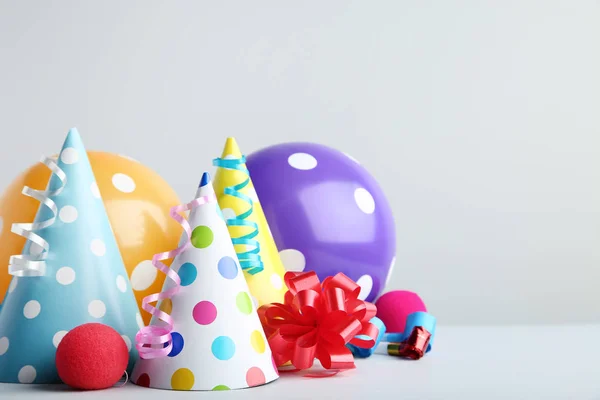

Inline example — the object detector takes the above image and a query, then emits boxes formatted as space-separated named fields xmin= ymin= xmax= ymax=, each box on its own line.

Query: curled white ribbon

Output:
xmin=8 ymin=156 xmax=67 ymax=277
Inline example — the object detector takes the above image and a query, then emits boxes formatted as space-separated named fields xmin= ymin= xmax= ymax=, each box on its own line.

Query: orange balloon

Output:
xmin=0 ymin=152 xmax=181 ymax=325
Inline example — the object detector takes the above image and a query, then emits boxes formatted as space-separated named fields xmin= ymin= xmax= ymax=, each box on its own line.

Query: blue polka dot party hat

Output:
xmin=131 ymin=173 xmax=279 ymax=391
xmin=0 ymin=128 xmax=141 ymax=384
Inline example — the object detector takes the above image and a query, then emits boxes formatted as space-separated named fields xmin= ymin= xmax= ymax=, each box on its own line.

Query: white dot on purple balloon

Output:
xmin=356 ymin=275 xmax=373 ymax=300
xmin=385 ymin=256 xmax=396 ymax=288
xmin=354 ymin=188 xmax=375 ymax=214
xmin=288 ymin=153 xmax=318 ymax=170
xmin=279 ymin=249 xmax=306 ymax=272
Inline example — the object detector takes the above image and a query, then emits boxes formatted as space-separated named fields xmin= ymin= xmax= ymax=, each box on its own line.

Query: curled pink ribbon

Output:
xmin=135 ymin=192 xmax=217 ymax=359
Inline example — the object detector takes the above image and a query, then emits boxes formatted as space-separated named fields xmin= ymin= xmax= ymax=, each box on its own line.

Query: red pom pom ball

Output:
xmin=375 ymin=290 xmax=427 ymax=333
xmin=55 ymin=323 xmax=129 ymax=390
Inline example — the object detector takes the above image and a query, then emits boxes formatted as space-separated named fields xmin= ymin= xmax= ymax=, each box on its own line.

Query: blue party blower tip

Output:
xmin=347 ymin=317 xmax=386 ymax=358
xmin=0 ymin=128 xmax=142 ymax=384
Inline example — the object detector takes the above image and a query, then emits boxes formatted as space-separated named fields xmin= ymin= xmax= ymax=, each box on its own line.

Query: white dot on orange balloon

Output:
xmin=130 ymin=260 xmax=158 ymax=291
xmin=112 ymin=173 xmax=136 ymax=193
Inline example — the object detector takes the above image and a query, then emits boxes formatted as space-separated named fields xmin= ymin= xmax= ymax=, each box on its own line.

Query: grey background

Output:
xmin=0 ymin=0 xmax=598 ymax=325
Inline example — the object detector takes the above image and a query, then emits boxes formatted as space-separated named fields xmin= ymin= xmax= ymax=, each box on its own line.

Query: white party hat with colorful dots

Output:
xmin=0 ymin=128 xmax=142 ymax=384
xmin=131 ymin=173 xmax=279 ymax=391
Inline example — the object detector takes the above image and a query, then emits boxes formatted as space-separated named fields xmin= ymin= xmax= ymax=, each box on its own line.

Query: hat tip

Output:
xmin=62 ymin=127 xmax=83 ymax=149
xmin=222 ymin=137 xmax=242 ymax=158
xmin=66 ymin=127 xmax=80 ymax=137
xmin=199 ymin=172 xmax=211 ymax=187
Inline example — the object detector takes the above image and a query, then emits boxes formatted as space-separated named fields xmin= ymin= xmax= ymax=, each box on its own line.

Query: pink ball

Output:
xmin=375 ymin=290 xmax=427 ymax=333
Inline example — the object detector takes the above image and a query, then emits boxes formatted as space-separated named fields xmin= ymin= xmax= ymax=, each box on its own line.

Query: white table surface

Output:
xmin=1 ymin=325 xmax=598 ymax=400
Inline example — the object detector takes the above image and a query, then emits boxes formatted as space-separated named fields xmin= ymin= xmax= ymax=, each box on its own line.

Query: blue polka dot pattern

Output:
xmin=178 ymin=263 xmax=198 ymax=287
xmin=0 ymin=128 xmax=140 ymax=383
xmin=217 ymin=256 xmax=238 ymax=280
xmin=211 ymin=336 xmax=236 ymax=360
xmin=168 ymin=332 xmax=184 ymax=357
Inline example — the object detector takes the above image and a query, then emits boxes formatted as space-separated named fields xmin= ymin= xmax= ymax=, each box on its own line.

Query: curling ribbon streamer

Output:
xmin=8 ymin=156 xmax=67 ymax=277
xmin=135 ymin=192 xmax=217 ymax=359
xmin=212 ymin=156 xmax=264 ymax=275
xmin=258 ymin=271 xmax=379 ymax=372
xmin=347 ymin=316 xmax=386 ymax=358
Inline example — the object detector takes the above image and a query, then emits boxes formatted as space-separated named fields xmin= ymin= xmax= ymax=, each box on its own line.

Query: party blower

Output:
xmin=132 ymin=173 xmax=279 ymax=391
xmin=0 ymin=128 xmax=141 ymax=383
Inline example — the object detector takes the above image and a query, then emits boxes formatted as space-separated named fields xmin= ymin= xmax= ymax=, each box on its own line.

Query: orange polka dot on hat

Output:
xmin=131 ymin=173 xmax=278 ymax=391
xmin=0 ymin=128 xmax=141 ymax=383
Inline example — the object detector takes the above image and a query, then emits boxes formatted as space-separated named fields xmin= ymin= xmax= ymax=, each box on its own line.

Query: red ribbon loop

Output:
xmin=259 ymin=272 xmax=379 ymax=372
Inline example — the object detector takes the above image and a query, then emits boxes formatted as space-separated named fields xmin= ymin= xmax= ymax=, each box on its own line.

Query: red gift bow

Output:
xmin=258 ymin=271 xmax=379 ymax=371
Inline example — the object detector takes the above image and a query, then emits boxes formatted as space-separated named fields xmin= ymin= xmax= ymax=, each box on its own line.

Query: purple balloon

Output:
xmin=246 ymin=143 xmax=396 ymax=302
